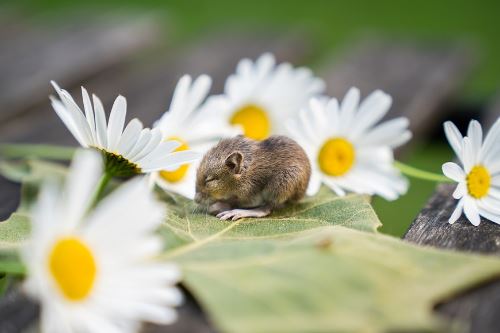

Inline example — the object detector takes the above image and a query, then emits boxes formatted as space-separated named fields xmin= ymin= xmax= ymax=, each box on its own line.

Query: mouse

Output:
xmin=194 ymin=135 xmax=311 ymax=221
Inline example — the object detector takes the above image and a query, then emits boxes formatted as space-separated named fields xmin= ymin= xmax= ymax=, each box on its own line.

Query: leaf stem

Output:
xmin=394 ymin=161 xmax=453 ymax=183
xmin=0 ymin=144 xmax=75 ymax=160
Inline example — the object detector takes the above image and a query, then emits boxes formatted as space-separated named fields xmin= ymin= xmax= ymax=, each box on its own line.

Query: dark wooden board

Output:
xmin=403 ymin=107 xmax=500 ymax=333
xmin=0 ymin=14 xmax=161 ymax=123
xmin=404 ymin=184 xmax=500 ymax=253
xmin=320 ymin=39 xmax=475 ymax=141
xmin=0 ymin=31 xmax=310 ymax=146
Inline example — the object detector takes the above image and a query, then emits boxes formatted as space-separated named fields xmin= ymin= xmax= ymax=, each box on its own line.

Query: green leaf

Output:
xmin=158 ymin=192 xmax=500 ymax=333
xmin=0 ymin=214 xmax=29 ymax=276
xmin=0 ymin=213 xmax=30 ymax=252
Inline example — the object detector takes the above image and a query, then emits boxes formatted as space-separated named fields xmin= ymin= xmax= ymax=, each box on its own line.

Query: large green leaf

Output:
xmin=2 ymin=156 xmax=500 ymax=332
xmin=156 ymin=193 xmax=500 ymax=333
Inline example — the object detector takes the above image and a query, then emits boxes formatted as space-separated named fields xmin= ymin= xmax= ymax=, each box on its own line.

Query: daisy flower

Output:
xmin=204 ymin=53 xmax=325 ymax=140
xmin=50 ymin=81 xmax=200 ymax=177
xmin=442 ymin=119 xmax=500 ymax=225
xmin=287 ymin=88 xmax=411 ymax=200
xmin=23 ymin=150 xmax=182 ymax=333
xmin=151 ymin=75 xmax=239 ymax=199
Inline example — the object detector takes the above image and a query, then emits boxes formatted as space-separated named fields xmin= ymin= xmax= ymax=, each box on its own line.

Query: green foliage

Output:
xmin=158 ymin=191 xmax=500 ymax=333
xmin=1 ymin=158 xmax=500 ymax=332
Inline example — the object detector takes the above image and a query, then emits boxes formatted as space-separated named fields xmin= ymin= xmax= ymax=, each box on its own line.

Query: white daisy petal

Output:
xmin=478 ymin=207 xmax=500 ymax=224
xmin=449 ymin=198 xmax=464 ymax=224
xmin=142 ymin=151 xmax=201 ymax=172
xmin=461 ymin=137 xmax=475 ymax=172
xmin=443 ymin=121 xmax=463 ymax=160
xmin=81 ymin=86 xmax=97 ymax=145
xmin=133 ymin=128 xmax=163 ymax=162
xmin=351 ymin=90 xmax=392 ymax=137
xmin=92 ymin=93 xmax=108 ymax=148
xmin=359 ymin=117 xmax=411 ymax=148
xmin=463 ymin=196 xmax=481 ymax=226
xmin=118 ymin=119 xmax=143 ymax=158
xmin=480 ymin=117 xmax=500 ymax=162
xmin=467 ymin=120 xmax=483 ymax=163
xmin=127 ymin=128 xmax=152 ymax=160
xmin=442 ymin=162 xmax=465 ymax=182
xmin=306 ymin=171 xmax=322 ymax=196
xmin=107 ymin=95 xmax=127 ymax=151
xmin=339 ymin=87 xmax=360 ymax=127
xmin=51 ymin=81 xmax=93 ymax=145
xmin=50 ymin=97 xmax=88 ymax=147
xmin=452 ymin=183 xmax=466 ymax=199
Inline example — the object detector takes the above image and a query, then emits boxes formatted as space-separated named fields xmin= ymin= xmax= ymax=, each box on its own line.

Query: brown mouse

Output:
xmin=195 ymin=135 xmax=311 ymax=221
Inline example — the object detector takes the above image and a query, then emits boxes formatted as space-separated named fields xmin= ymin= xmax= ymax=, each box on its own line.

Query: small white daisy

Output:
xmin=442 ymin=119 xmax=500 ymax=225
xmin=50 ymin=81 xmax=200 ymax=177
xmin=287 ymin=88 xmax=411 ymax=200
xmin=203 ymin=53 xmax=325 ymax=140
xmin=151 ymin=75 xmax=239 ymax=199
xmin=23 ymin=150 xmax=183 ymax=333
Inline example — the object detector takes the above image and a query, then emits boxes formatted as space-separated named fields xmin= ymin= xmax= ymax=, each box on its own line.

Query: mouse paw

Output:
xmin=216 ymin=207 xmax=271 ymax=221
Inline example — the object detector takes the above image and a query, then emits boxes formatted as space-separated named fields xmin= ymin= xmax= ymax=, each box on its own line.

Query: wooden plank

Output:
xmin=403 ymin=108 xmax=500 ymax=332
xmin=320 ymin=39 xmax=475 ymax=141
xmin=404 ymin=184 xmax=500 ymax=253
xmin=0 ymin=31 xmax=311 ymax=145
xmin=0 ymin=14 xmax=161 ymax=123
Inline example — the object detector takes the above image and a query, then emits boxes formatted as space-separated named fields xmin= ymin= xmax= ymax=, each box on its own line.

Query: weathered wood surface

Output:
xmin=0 ymin=14 xmax=160 ymax=123
xmin=404 ymin=184 xmax=500 ymax=253
xmin=0 ymin=31 xmax=310 ymax=145
xmin=403 ymin=105 xmax=500 ymax=333
xmin=321 ymin=39 xmax=475 ymax=141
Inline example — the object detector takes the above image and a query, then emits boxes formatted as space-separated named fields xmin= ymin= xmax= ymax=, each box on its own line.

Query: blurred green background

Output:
xmin=10 ymin=0 xmax=500 ymax=236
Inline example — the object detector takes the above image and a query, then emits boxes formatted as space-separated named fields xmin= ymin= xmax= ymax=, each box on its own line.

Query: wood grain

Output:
xmin=403 ymin=106 xmax=500 ymax=333
xmin=321 ymin=39 xmax=475 ymax=140
xmin=0 ymin=14 xmax=160 ymax=123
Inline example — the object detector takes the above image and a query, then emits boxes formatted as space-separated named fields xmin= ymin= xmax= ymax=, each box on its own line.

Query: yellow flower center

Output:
xmin=466 ymin=165 xmax=491 ymax=199
xmin=318 ymin=138 xmax=356 ymax=176
xmin=230 ymin=104 xmax=271 ymax=140
xmin=49 ymin=237 xmax=96 ymax=301
xmin=159 ymin=137 xmax=190 ymax=183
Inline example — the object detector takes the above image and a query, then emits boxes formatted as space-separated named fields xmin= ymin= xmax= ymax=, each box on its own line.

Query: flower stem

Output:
xmin=394 ymin=161 xmax=453 ymax=183
xmin=89 ymin=172 xmax=112 ymax=209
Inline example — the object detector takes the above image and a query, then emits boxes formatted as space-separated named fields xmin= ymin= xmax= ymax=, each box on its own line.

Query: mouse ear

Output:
xmin=225 ymin=152 xmax=243 ymax=174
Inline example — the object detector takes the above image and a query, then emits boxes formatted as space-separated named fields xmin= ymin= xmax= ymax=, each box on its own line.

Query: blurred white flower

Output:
xmin=23 ymin=150 xmax=182 ymax=333
xmin=442 ymin=119 xmax=500 ymax=226
xmin=50 ymin=81 xmax=200 ymax=177
xmin=204 ymin=53 xmax=325 ymax=140
xmin=287 ymin=88 xmax=411 ymax=200
xmin=152 ymin=75 xmax=239 ymax=199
